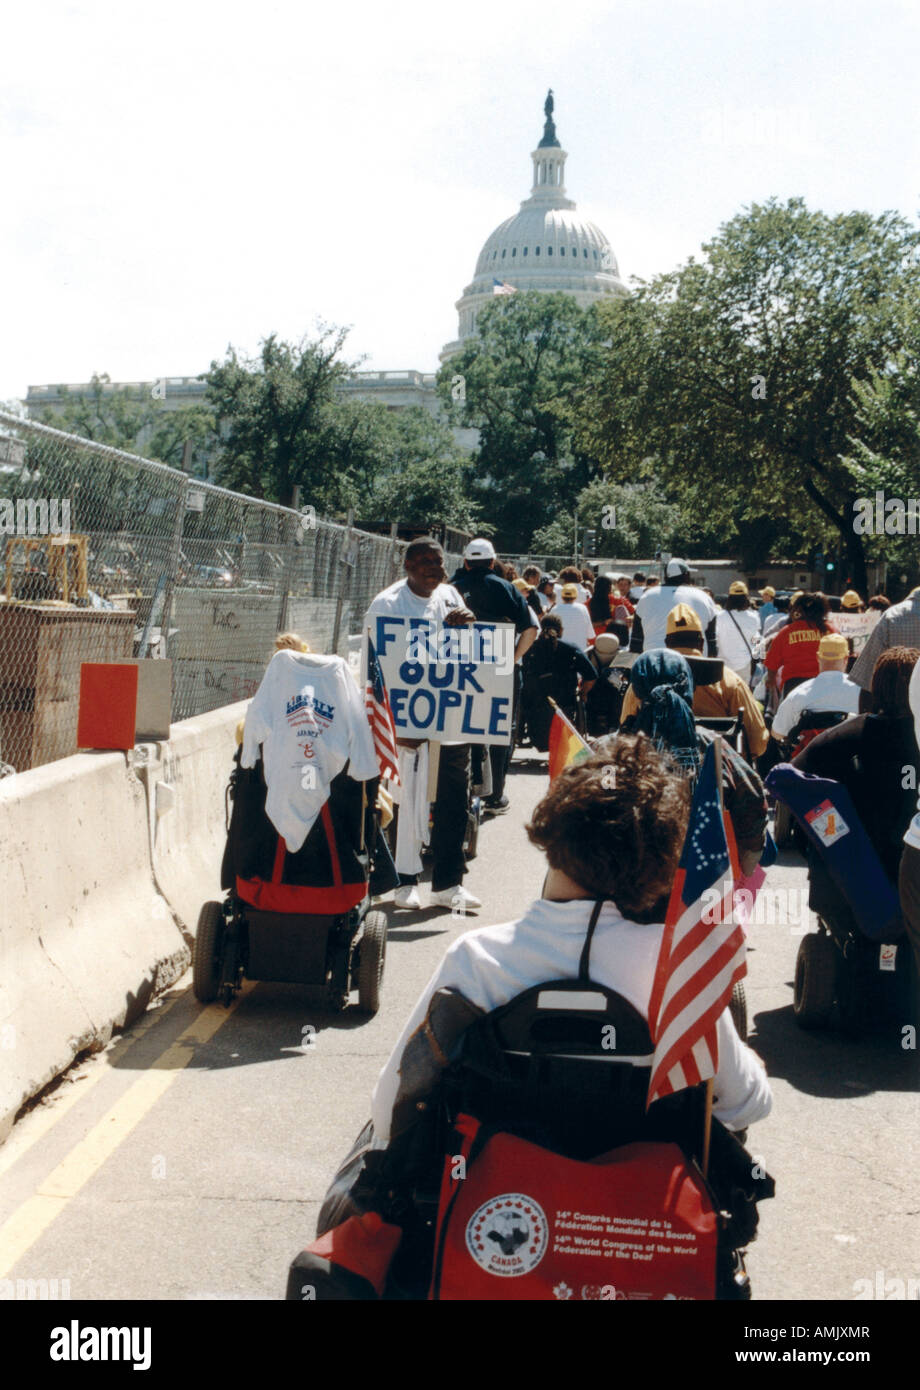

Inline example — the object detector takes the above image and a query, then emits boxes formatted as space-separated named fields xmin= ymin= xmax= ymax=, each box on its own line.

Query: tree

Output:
xmin=30 ymin=373 xmax=157 ymax=452
xmin=205 ymin=329 xmax=355 ymax=507
xmin=368 ymin=408 xmax=481 ymax=530
xmin=572 ymin=199 xmax=920 ymax=591
xmin=146 ymin=404 xmax=218 ymax=477
xmin=437 ymin=292 xmax=603 ymax=548
xmin=573 ymin=478 xmax=683 ymax=558
xmin=843 ymin=298 xmax=920 ymax=590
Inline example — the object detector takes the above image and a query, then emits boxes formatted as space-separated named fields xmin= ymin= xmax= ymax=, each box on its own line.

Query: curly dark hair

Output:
xmin=526 ymin=734 xmax=690 ymax=921
xmin=871 ymin=646 xmax=919 ymax=716
xmin=790 ymin=590 xmax=830 ymax=632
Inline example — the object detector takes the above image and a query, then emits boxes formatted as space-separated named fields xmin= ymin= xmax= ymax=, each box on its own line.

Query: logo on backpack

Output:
xmin=465 ymin=1194 xmax=548 ymax=1278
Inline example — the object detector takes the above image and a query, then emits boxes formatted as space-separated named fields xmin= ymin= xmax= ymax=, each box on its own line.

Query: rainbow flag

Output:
xmin=547 ymin=705 xmax=592 ymax=781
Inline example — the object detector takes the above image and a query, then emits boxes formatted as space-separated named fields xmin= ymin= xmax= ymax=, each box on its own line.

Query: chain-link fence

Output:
xmin=0 ymin=411 xmax=462 ymax=773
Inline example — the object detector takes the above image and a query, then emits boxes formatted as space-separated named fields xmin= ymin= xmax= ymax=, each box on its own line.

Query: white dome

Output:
xmin=474 ymin=206 xmax=621 ymax=284
xmin=441 ymin=94 xmax=627 ymax=361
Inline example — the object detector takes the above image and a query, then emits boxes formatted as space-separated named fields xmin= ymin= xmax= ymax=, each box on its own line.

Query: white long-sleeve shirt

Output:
xmin=555 ymin=600 xmax=595 ymax=653
xmin=771 ymin=669 xmax=861 ymax=740
xmin=716 ymin=608 xmax=761 ymax=679
xmin=241 ymin=649 xmax=378 ymax=852
xmin=372 ymin=897 xmax=772 ymax=1144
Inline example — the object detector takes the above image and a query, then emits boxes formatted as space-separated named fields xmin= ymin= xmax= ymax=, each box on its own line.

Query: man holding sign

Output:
xmin=364 ymin=536 xmax=485 ymax=913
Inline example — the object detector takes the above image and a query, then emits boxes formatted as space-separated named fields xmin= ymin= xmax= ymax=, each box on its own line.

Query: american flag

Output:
xmin=646 ymin=740 xmax=746 ymax=1107
xmin=364 ymin=636 xmax=400 ymax=784
xmin=492 ymin=277 xmax=517 ymax=295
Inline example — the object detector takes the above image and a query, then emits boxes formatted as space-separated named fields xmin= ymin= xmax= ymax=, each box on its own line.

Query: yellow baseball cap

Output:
xmin=666 ymin=602 xmax=703 ymax=636
xmin=818 ymin=633 xmax=849 ymax=659
xmin=841 ymin=590 xmax=861 ymax=609
xmin=561 ymin=583 xmax=578 ymax=600
xmin=729 ymin=581 xmax=749 ymax=596
xmin=759 ymin=586 xmax=775 ymax=599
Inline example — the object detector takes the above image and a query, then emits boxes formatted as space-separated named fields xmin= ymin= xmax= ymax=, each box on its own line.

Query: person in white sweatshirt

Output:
xmin=372 ymin=733 xmax=772 ymax=1148
xmin=715 ymin=582 xmax=762 ymax=685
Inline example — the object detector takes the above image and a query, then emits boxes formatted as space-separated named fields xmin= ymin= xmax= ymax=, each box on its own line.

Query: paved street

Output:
xmin=0 ymin=748 xmax=917 ymax=1302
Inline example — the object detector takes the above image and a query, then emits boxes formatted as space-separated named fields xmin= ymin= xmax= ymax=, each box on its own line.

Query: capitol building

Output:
xmin=441 ymin=91 xmax=627 ymax=361
xmin=26 ymin=94 xmax=625 ymax=439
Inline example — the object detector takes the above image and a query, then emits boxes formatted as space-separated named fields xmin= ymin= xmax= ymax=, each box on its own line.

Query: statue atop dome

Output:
xmin=538 ymin=88 xmax=560 ymax=148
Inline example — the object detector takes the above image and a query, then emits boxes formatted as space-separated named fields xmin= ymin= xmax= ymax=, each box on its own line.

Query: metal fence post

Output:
xmin=331 ymin=508 xmax=355 ymax=656
xmin=389 ymin=521 xmax=401 ymax=586
xmin=161 ymin=477 xmax=189 ymax=658
xmin=277 ymin=488 xmax=301 ymax=635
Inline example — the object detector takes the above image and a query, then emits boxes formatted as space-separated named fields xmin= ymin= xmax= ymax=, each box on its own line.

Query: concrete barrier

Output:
xmin=139 ymin=700 xmax=249 ymax=937
xmin=0 ymin=700 xmax=249 ymax=1139
xmin=0 ymin=751 xmax=186 ymax=1138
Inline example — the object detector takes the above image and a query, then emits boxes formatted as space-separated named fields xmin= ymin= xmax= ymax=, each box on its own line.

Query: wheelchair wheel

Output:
xmin=729 ymin=980 xmax=748 ymax=1041
xmin=793 ymin=929 xmax=837 ymax=1029
xmin=193 ymin=901 xmax=225 ymax=1004
xmin=357 ymin=910 xmax=387 ymax=1015
xmin=773 ymin=800 xmax=793 ymax=849
xmin=834 ymin=945 xmax=867 ymax=1037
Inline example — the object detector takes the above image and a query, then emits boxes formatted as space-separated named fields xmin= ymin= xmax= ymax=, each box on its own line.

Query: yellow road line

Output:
xmin=0 ymin=990 xmax=246 ymax=1278
xmin=0 ymin=986 xmax=187 ymax=1183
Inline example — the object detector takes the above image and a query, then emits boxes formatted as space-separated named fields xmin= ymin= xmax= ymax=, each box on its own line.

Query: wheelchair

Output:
xmin=771 ymin=710 xmax=849 ymax=850
xmin=793 ymin=856 xmax=913 ymax=1035
xmin=287 ymin=914 xmax=773 ymax=1300
xmin=766 ymin=763 xmax=912 ymax=1035
xmin=193 ymin=749 xmax=388 ymax=1015
xmin=695 ymin=711 xmax=745 ymax=755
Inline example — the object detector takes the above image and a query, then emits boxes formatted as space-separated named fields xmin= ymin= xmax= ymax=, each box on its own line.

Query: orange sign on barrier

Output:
xmin=77 ymin=662 xmax=138 ymax=751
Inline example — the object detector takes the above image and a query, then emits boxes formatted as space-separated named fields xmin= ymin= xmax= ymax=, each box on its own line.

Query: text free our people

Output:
xmin=372 ymin=616 xmax=514 ymax=745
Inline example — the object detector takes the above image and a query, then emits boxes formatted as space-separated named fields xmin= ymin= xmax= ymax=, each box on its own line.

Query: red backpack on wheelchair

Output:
xmin=288 ymin=902 xmax=774 ymax=1301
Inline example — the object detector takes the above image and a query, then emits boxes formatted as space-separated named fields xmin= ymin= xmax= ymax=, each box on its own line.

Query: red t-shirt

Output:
xmin=765 ymin=621 xmax=836 ymax=684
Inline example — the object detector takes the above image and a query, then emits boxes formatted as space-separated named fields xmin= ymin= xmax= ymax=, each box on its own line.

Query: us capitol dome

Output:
xmin=440 ymin=91 xmax=628 ymax=362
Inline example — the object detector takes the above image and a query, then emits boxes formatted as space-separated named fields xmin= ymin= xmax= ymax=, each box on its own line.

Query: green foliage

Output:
xmin=205 ymin=330 xmax=354 ymax=507
xmin=31 ymin=373 xmax=157 ymax=452
xmin=844 ymin=298 xmax=920 ymax=586
xmin=367 ymin=409 xmax=481 ymax=530
xmin=438 ymin=292 xmax=603 ymax=548
xmin=530 ymin=515 xmax=575 ymax=554
xmin=572 ymin=198 xmax=920 ymax=589
xmin=147 ymin=404 xmax=218 ymax=476
xmin=204 ymin=334 xmax=478 ymax=530
xmin=573 ymin=479 xmax=683 ymax=558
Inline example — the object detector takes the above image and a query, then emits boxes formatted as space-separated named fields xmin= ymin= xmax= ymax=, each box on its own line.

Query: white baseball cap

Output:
xmin=665 ymin=557 xmax=690 ymax=580
xmin=464 ymin=538 xmax=497 ymax=561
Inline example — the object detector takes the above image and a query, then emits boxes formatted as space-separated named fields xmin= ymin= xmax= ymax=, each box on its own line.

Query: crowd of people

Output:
xmin=355 ymin=536 xmax=920 ymax=1004
xmin=268 ymin=538 xmax=920 ymax=1299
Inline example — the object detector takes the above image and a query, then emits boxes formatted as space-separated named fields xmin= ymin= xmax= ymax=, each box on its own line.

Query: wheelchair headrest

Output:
xmin=459 ymin=979 xmax=654 ymax=1069
xmin=788 ymin=708 xmax=850 ymax=740
xmin=694 ymin=713 xmax=743 ymax=736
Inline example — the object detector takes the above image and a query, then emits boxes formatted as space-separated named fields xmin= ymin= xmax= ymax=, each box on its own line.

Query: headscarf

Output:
xmin=630 ymin=649 xmax=700 ymax=774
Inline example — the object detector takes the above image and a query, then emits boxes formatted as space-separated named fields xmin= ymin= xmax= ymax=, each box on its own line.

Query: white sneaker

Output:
xmin=430 ymin=885 xmax=482 ymax=911
xmin=394 ymin=884 xmax=422 ymax=909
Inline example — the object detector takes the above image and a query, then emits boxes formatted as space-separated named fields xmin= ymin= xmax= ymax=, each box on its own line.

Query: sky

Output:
xmin=2 ymin=0 xmax=919 ymax=402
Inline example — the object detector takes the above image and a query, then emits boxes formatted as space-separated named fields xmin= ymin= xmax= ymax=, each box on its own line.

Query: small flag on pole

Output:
xmin=365 ymin=637 xmax=400 ymax=784
xmin=547 ymin=702 xmax=592 ymax=781
xmin=646 ymin=740 xmax=747 ymax=1108
xmin=492 ymin=278 xmax=517 ymax=295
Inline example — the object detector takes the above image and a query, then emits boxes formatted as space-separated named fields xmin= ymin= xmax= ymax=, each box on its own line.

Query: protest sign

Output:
xmin=369 ymin=616 xmax=515 ymax=745
xmin=832 ymin=610 xmax=881 ymax=654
